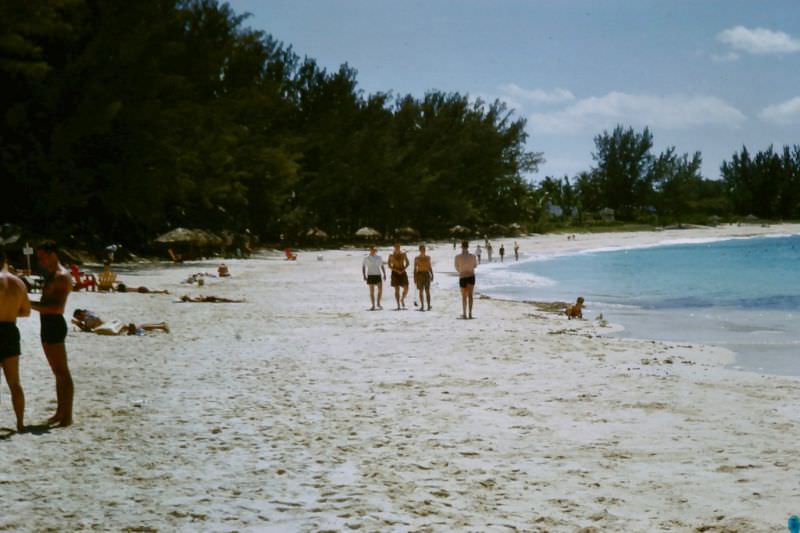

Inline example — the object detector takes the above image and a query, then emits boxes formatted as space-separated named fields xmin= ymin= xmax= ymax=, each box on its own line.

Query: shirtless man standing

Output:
xmin=0 ymin=253 xmax=30 ymax=432
xmin=30 ymin=241 xmax=74 ymax=427
xmin=454 ymin=240 xmax=478 ymax=319
xmin=413 ymin=244 xmax=434 ymax=311
xmin=388 ymin=243 xmax=410 ymax=310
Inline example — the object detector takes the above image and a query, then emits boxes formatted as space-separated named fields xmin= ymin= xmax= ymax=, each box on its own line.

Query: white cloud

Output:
xmin=710 ymin=51 xmax=740 ymax=63
xmin=717 ymin=26 xmax=800 ymax=55
xmin=759 ymin=97 xmax=800 ymax=125
xmin=498 ymin=84 xmax=575 ymax=105
xmin=527 ymin=92 xmax=746 ymax=135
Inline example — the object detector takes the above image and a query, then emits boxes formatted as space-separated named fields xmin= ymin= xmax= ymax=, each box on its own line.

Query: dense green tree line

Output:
xmin=2 ymin=1 xmax=797 ymax=252
xmin=0 ymin=0 xmax=539 ymax=248
xmin=535 ymin=126 xmax=799 ymax=227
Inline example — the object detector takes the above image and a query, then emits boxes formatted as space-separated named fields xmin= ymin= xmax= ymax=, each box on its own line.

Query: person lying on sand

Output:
xmin=178 ymin=295 xmax=244 ymax=303
xmin=72 ymin=309 xmax=169 ymax=334
xmin=115 ymin=283 xmax=169 ymax=294
xmin=565 ymin=296 xmax=585 ymax=319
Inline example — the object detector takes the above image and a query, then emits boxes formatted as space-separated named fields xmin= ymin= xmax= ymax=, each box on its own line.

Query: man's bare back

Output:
xmin=0 ymin=270 xmax=30 ymax=323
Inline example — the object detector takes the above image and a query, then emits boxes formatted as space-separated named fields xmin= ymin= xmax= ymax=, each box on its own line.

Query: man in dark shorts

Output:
xmin=454 ymin=240 xmax=478 ymax=319
xmin=413 ymin=244 xmax=434 ymax=311
xmin=362 ymin=246 xmax=386 ymax=310
xmin=388 ymin=243 xmax=410 ymax=310
xmin=0 ymin=253 xmax=30 ymax=432
xmin=30 ymin=241 xmax=74 ymax=427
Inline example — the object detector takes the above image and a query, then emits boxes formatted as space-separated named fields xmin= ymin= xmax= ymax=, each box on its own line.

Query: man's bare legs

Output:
xmin=376 ymin=283 xmax=382 ymax=309
xmin=1 ymin=356 xmax=24 ymax=432
xmin=424 ymin=286 xmax=431 ymax=310
xmin=368 ymin=284 xmax=376 ymax=309
xmin=460 ymin=284 xmax=474 ymax=319
xmin=401 ymin=284 xmax=408 ymax=309
xmin=394 ymin=285 xmax=401 ymax=310
xmin=43 ymin=342 xmax=73 ymax=426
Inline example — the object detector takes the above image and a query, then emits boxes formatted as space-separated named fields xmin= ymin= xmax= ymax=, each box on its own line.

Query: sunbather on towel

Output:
xmin=72 ymin=309 xmax=169 ymax=334
xmin=179 ymin=295 xmax=244 ymax=303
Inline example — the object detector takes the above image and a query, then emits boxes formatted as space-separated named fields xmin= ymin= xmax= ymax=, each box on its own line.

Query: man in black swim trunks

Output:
xmin=0 ymin=252 xmax=30 ymax=432
xmin=454 ymin=240 xmax=478 ymax=319
xmin=30 ymin=241 xmax=74 ymax=427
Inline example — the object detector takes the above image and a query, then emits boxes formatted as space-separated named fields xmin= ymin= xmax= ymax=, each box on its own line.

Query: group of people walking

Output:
xmin=0 ymin=241 xmax=74 ymax=432
xmin=362 ymin=240 xmax=491 ymax=319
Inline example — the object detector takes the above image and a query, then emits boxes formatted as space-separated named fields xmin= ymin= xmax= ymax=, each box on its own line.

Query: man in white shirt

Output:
xmin=362 ymin=246 xmax=386 ymax=310
xmin=454 ymin=240 xmax=478 ymax=319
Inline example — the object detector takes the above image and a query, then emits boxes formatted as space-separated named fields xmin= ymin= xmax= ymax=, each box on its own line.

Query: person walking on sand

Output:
xmin=486 ymin=242 xmax=493 ymax=263
xmin=475 ymin=244 xmax=482 ymax=264
xmin=30 ymin=241 xmax=74 ymax=427
xmin=362 ymin=246 xmax=386 ymax=310
xmin=0 ymin=253 xmax=30 ymax=432
xmin=413 ymin=244 xmax=434 ymax=311
xmin=454 ymin=240 xmax=478 ymax=319
xmin=514 ymin=241 xmax=520 ymax=261
xmin=499 ymin=243 xmax=505 ymax=263
xmin=388 ymin=243 xmax=410 ymax=310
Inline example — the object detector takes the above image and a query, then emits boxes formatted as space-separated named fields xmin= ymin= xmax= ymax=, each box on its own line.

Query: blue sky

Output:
xmin=227 ymin=0 xmax=800 ymax=181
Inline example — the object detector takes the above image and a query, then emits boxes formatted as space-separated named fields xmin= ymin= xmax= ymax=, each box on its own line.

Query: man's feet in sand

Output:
xmin=460 ymin=314 xmax=467 ymax=319
xmin=16 ymin=423 xmax=24 ymax=433
xmin=377 ymin=304 xmax=383 ymax=310
xmin=427 ymin=305 xmax=432 ymax=311
xmin=369 ymin=306 xmax=376 ymax=311
xmin=417 ymin=307 xmax=425 ymax=312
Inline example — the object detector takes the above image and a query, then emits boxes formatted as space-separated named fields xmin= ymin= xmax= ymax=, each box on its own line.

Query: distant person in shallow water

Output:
xmin=413 ymin=244 xmax=433 ymax=311
xmin=566 ymin=297 xmax=585 ymax=319
xmin=514 ymin=241 xmax=519 ymax=261
xmin=454 ymin=240 xmax=478 ymax=319
xmin=362 ymin=246 xmax=386 ymax=310
xmin=499 ymin=243 xmax=505 ymax=263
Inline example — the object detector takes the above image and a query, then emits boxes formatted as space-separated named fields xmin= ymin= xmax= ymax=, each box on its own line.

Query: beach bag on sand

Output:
xmin=92 ymin=319 xmax=125 ymax=335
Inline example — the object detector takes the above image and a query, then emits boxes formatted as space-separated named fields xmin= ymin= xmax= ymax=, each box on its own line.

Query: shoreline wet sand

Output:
xmin=1 ymin=223 xmax=799 ymax=531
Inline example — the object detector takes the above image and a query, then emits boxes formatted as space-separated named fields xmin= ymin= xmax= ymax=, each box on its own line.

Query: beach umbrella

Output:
xmin=154 ymin=227 xmax=214 ymax=246
xmin=306 ymin=227 xmax=329 ymax=239
xmin=394 ymin=226 xmax=419 ymax=240
xmin=448 ymin=225 xmax=471 ymax=236
xmin=489 ymin=223 xmax=509 ymax=235
xmin=355 ymin=227 xmax=381 ymax=239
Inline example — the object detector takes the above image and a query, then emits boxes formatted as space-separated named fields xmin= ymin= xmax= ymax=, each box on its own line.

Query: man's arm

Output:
xmin=31 ymin=273 xmax=71 ymax=314
xmin=381 ymin=264 xmax=387 ymax=279
xmin=16 ymin=278 xmax=31 ymax=317
xmin=403 ymin=253 xmax=409 ymax=269
xmin=362 ymin=264 xmax=367 ymax=280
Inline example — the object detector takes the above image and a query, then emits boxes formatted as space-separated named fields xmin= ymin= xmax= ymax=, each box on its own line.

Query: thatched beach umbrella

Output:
xmin=448 ymin=225 xmax=471 ymax=236
xmin=306 ymin=227 xmax=329 ymax=239
xmin=355 ymin=227 xmax=381 ymax=239
xmin=154 ymin=227 xmax=205 ymax=245
xmin=394 ymin=226 xmax=419 ymax=241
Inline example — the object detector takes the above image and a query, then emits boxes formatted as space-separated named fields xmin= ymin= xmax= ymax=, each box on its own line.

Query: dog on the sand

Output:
xmin=565 ymin=297 xmax=585 ymax=319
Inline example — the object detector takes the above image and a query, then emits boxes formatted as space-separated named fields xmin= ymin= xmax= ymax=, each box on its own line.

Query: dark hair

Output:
xmin=461 ymin=240 xmax=469 ymax=248
xmin=37 ymin=240 xmax=59 ymax=255
xmin=72 ymin=309 xmax=86 ymax=318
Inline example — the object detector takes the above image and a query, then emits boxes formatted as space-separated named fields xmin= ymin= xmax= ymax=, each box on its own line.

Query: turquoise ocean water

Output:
xmin=480 ymin=234 xmax=800 ymax=376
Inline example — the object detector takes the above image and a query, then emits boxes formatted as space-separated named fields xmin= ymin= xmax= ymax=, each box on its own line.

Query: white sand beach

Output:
xmin=2 ymin=223 xmax=799 ymax=532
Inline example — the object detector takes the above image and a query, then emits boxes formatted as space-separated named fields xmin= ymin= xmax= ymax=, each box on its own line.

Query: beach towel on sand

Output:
xmin=92 ymin=319 xmax=125 ymax=335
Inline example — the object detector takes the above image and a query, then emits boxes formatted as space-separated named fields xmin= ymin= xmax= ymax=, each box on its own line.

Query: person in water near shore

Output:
xmin=454 ymin=240 xmax=478 ymax=319
xmin=30 ymin=241 xmax=74 ymax=427
xmin=566 ymin=296 xmax=585 ymax=319
xmin=388 ymin=243 xmax=410 ymax=310
xmin=0 ymin=252 xmax=30 ymax=432
xmin=72 ymin=309 xmax=169 ymax=334
xmin=362 ymin=246 xmax=386 ymax=310
xmin=413 ymin=244 xmax=434 ymax=311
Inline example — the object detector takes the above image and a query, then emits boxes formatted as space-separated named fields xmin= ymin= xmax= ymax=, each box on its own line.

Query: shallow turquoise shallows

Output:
xmin=484 ymin=234 xmax=800 ymax=376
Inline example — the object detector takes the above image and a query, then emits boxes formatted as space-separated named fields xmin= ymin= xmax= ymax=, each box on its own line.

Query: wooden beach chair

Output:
xmin=70 ymin=264 xmax=97 ymax=292
xmin=98 ymin=268 xmax=117 ymax=292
